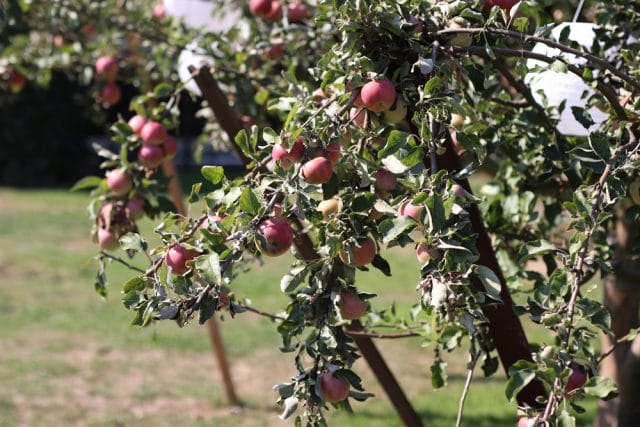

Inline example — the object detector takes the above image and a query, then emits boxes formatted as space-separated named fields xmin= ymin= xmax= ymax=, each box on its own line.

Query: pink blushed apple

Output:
xmin=302 ymin=157 xmax=333 ymax=184
xmin=339 ymin=237 xmax=376 ymax=267
xmin=255 ymin=217 xmax=294 ymax=256
xmin=95 ymin=55 xmax=118 ymax=83
xmin=140 ymin=121 xmax=167 ymax=145
xmin=360 ymin=79 xmax=396 ymax=112
xmin=101 ymin=82 xmax=121 ymax=106
xmin=106 ymin=169 xmax=132 ymax=195
xmin=138 ymin=144 xmax=164 ymax=168
xmin=320 ymin=373 xmax=350 ymax=403
xmin=128 ymin=115 xmax=147 ymax=135
xmin=98 ymin=228 xmax=119 ymax=251
xmin=339 ymin=291 xmax=368 ymax=320
xmin=165 ymin=245 xmax=198 ymax=275
xmin=397 ymin=199 xmax=424 ymax=222
xmin=272 ymin=136 xmax=305 ymax=169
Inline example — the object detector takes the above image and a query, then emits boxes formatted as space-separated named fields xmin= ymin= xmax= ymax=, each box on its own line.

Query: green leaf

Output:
xmin=70 ymin=176 xmax=103 ymax=192
xmin=431 ymin=359 xmax=448 ymax=388
xmin=371 ymin=254 xmax=391 ymax=276
xmin=379 ymin=216 xmax=415 ymax=244
xmin=234 ymin=129 xmax=251 ymax=156
xmin=558 ymin=410 xmax=575 ymax=427
xmin=280 ymin=266 xmax=308 ymax=293
xmin=201 ymin=165 xmax=225 ymax=185
xmin=153 ymin=82 xmax=174 ymax=98
xmin=380 ymin=130 xmax=412 ymax=158
xmin=119 ymin=233 xmax=147 ymax=252
xmin=518 ymin=240 xmax=557 ymax=264
xmin=262 ymin=127 xmax=278 ymax=144
xmin=195 ymin=253 xmax=221 ymax=285
xmin=505 ymin=361 xmax=536 ymax=402
xmin=475 ymin=265 xmax=502 ymax=302
xmin=425 ymin=195 xmax=445 ymax=232
xmin=424 ymin=77 xmax=443 ymax=96
xmin=239 ymin=187 xmax=261 ymax=216
xmin=584 ymin=376 xmax=618 ymax=400
xmin=188 ymin=182 xmax=202 ymax=203
xmin=198 ymin=294 xmax=216 ymax=324
xmin=549 ymin=60 xmax=568 ymax=73
xmin=122 ymin=276 xmax=145 ymax=292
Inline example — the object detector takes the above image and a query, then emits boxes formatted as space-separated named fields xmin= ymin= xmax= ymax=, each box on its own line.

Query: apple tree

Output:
xmin=3 ymin=0 xmax=640 ymax=426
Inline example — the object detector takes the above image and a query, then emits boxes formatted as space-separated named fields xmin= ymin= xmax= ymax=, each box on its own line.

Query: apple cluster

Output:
xmin=95 ymin=55 xmax=121 ymax=106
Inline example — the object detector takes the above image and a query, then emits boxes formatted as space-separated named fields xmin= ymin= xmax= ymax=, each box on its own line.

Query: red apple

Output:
xmin=98 ymin=228 xmax=119 ymax=251
xmin=565 ymin=365 xmax=587 ymax=392
xmin=8 ymin=70 xmax=26 ymax=93
xmin=416 ymin=243 xmax=441 ymax=264
xmin=383 ymin=98 xmax=407 ymax=124
xmin=106 ymin=169 xmax=132 ymax=195
xmin=360 ymin=79 xmax=396 ymax=112
xmin=339 ymin=237 xmax=376 ymax=267
xmin=101 ymin=82 xmax=121 ymax=106
xmin=373 ymin=168 xmax=396 ymax=192
xmin=255 ymin=217 xmax=294 ymax=256
xmin=320 ymin=372 xmax=350 ymax=403
xmin=140 ymin=121 xmax=167 ymax=145
xmin=126 ymin=197 xmax=145 ymax=220
xmin=287 ymin=2 xmax=307 ymax=22
xmin=317 ymin=198 xmax=341 ymax=220
xmin=249 ymin=0 xmax=272 ymax=16
xmin=339 ymin=291 xmax=367 ymax=320
xmin=138 ymin=144 xmax=164 ymax=168
xmin=486 ymin=0 xmax=518 ymax=11
xmin=272 ymin=136 xmax=305 ymax=169
xmin=95 ymin=55 xmax=118 ymax=82
xmin=265 ymin=1 xmax=282 ymax=20
xmin=163 ymin=136 xmax=178 ymax=159
xmin=152 ymin=3 xmax=165 ymax=19
xmin=302 ymin=157 xmax=333 ymax=184
xmin=397 ymin=199 xmax=424 ymax=222
xmin=312 ymin=88 xmax=327 ymax=104
xmin=517 ymin=417 xmax=535 ymax=427
xmin=128 ymin=115 xmax=147 ymax=135
xmin=350 ymin=107 xmax=366 ymax=127
xmin=267 ymin=43 xmax=285 ymax=60
xmin=165 ymin=245 xmax=198 ymax=275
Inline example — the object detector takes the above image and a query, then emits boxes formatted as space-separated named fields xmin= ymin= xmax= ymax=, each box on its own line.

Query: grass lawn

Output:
xmin=0 ymin=186 xmax=598 ymax=426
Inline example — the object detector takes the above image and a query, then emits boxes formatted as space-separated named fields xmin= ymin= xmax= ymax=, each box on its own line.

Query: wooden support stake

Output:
xmin=190 ymin=65 xmax=423 ymax=427
xmin=161 ymin=158 xmax=239 ymax=406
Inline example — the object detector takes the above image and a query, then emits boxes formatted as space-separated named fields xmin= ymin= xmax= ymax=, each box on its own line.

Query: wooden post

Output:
xmin=190 ymin=65 xmax=423 ymax=427
xmin=161 ymin=158 xmax=239 ymax=406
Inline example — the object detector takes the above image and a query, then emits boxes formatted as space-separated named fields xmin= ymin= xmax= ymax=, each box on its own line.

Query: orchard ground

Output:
xmin=0 ymin=185 xmax=599 ymax=426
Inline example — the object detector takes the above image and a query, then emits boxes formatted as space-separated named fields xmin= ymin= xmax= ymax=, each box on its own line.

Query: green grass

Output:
xmin=0 ymin=187 xmax=598 ymax=426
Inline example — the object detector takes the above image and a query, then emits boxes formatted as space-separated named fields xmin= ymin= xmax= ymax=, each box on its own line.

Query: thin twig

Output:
xmin=456 ymin=350 xmax=480 ymax=427
xmin=100 ymin=251 xmax=145 ymax=273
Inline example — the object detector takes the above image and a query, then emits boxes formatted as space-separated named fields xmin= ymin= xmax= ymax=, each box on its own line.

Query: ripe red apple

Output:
xmin=360 ymin=79 xmax=396 ymax=112
xmin=249 ymin=0 xmax=272 ymax=15
xmin=126 ymin=197 xmax=145 ymax=220
xmin=517 ymin=417 xmax=535 ymax=427
xmin=339 ymin=291 xmax=367 ymax=320
xmin=317 ymin=198 xmax=341 ymax=220
xmin=630 ymin=179 xmax=640 ymax=205
xmin=383 ymin=98 xmax=407 ymax=124
xmin=339 ymin=237 xmax=376 ymax=267
xmin=163 ymin=136 xmax=178 ymax=159
xmin=565 ymin=365 xmax=587 ymax=392
xmin=267 ymin=43 xmax=285 ymax=60
xmin=350 ymin=107 xmax=366 ymax=127
xmin=486 ymin=0 xmax=518 ymax=11
xmin=152 ymin=3 xmax=165 ymax=19
xmin=255 ymin=217 xmax=294 ymax=256
xmin=373 ymin=168 xmax=396 ymax=192
xmin=397 ymin=199 xmax=424 ymax=222
xmin=106 ymin=169 xmax=132 ymax=195
xmin=287 ymin=2 xmax=307 ymax=22
xmin=312 ymin=88 xmax=328 ymax=104
xmin=302 ymin=157 xmax=333 ymax=184
xmin=165 ymin=245 xmax=198 ymax=275
xmin=140 ymin=121 xmax=167 ymax=145
xmin=272 ymin=136 xmax=305 ymax=169
xmin=101 ymin=82 xmax=121 ymax=106
xmin=95 ymin=55 xmax=118 ymax=82
xmin=265 ymin=1 xmax=282 ymax=20
xmin=416 ymin=243 xmax=441 ymax=264
xmin=138 ymin=143 xmax=164 ymax=168
xmin=128 ymin=115 xmax=147 ymax=135
xmin=98 ymin=228 xmax=119 ymax=251
xmin=8 ymin=70 xmax=26 ymax=93
xmin=320 ymin=372 xmax=350 ymax=403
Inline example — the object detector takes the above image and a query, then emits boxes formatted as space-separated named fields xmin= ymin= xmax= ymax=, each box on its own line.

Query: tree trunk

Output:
xmin=595 ymin=207 xmax=640 ymax=427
